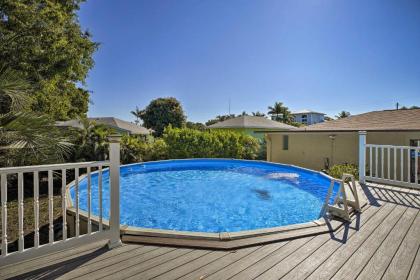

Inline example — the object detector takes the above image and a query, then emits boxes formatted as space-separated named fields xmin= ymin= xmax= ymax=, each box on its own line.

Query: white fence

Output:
xmin=359 ymin=131 xmax=420 ymax=189
xmin=0 ymin=135 xmax=122 ymax=266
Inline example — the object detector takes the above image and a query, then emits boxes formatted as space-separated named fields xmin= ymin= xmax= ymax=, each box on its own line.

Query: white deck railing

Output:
xmin=0 ymin=135 xmax=122 ymax=266
xmin=359 ymin=131 xmax=420 ymax=189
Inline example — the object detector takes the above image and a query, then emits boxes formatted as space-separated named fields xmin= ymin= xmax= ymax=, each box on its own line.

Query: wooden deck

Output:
xmin=1 ymin=183 xmax=419 ymax=280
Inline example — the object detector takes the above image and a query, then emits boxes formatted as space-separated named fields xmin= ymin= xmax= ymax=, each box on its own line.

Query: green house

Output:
xmin=207 ymin=115 xmax=295 ymax=139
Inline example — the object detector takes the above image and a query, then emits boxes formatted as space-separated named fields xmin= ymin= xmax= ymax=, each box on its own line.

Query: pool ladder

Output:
xmin=321 ymin=174 xmax=361 ymax=221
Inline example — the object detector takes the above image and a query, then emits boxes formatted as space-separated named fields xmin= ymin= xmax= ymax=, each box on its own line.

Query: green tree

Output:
xmin=0 ymin=0 xmax=98 ymax=120
xmin=205 ymin=114 xmax=236 ymax=126
xmin=71 ymin=119 xmax=114 ymax=162
xmin=335 ymin=111 xmax=351 ymax=119
xmin=131 ymin=106 xmax=142 ymax=125
xmin=185 ymin=121 xmax=206 ymax=130
xmin=0 ymin=65 xmax=72 ymax=167
xmin=252 ymin=111 xmax=266 ymax=117
xmin=268 ymin=102 xmax=292 ymax=123
xmin=400 ymin=105 xmax=419 ymax=110
xmin=139 ymin=97 xmax=186 ymax=136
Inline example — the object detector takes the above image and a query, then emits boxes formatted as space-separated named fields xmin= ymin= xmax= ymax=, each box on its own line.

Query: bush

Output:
xmin=120 ymin=135 xmax=168 ymax=164
xmin=328 ymin=163 xmax=359 ymax=180
xmin=162 ymin=126 xmax=260 ymax=159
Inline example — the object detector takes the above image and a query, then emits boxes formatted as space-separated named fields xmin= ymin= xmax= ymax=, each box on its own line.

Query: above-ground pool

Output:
xmin=70 ymin=159 xmax=338 ymax=233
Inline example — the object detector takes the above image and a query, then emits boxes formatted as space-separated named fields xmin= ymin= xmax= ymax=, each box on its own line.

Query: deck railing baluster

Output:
xmin=75 ymin=168 xmax=80 ymax=238
xmin=375 ymin=146 xmax=378 ymax=177
xmin=34 ymin=171 xmax=40 ymax=248
xmin=381 ymin=147 xmax=384 ymax=178
xmin=369 ymin=146 xmax=372 ymax=177
xmin=400 ymin=148 xmax=404 ymax=181
xmin=62 ymin=169 xmax=67 ymax=241
xmin=48 ymin=170 xmax=54 ymax=244
xmin=407 ymin=149 xmax=411 ymax=183
xmin=394 ymin=148 xmax=397 ymax=180
xmin=387 ymin=147 xmax=390 ymax=179
xmin=1 ymin=174 xmax=8 ymax=256
xmin=18 ymin=173 xmax=24 ymax=252
xmin=415 ymin=148 xmax=419 ymax=184
xmin=98 ymin=166 xmax=103 ymax=232
xmin=87 ymin=167 xmax=92 ymax=234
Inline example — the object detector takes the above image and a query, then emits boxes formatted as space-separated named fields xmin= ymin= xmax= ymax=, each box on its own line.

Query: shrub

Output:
xmin=328 ymin=163 xmax=359 ymax=180
xmin=120 ymin=135 xmax=169 ymax=164
xmin=120 ymin=135 xmax=148 ymax=163
xmin=162 ymin=127 xmax=260 ymax=159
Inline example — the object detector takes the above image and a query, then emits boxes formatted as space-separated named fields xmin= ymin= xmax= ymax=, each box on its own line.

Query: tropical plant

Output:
xmin=268 ymin=102 xmax=292 ymax=123
xmin=0 ymin=65 xmax=72 ymax=167
xmin=0 ymin=0 xmax=98 ymax=120
xmin=328 ymin=163 xmax=358 ymax=180
xmin=71 ymin=119 xmax=114 ymax=162
xmin=335 ymin=111 xmax=351 ymax=119
xmin=205 ymin=114 xmax=236 ymax=126
xmin=185 ymin=121 xmax=206 ymax=130
xmin=139 ymin=97 xmax=186 ymax=136
xmin=252 ymin=111 xmax=266 ymax=117
xmin=130 ymin=106 xmax=142 ymax=125
xmin=400 ymin=105 xmax=419 ymax=110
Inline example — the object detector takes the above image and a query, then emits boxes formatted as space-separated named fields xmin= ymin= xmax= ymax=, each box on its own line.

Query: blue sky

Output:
xmin=78 ymin=0 xmax=420 ymax=123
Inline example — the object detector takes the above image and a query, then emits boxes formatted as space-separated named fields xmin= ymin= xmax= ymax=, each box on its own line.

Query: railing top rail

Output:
xmin=0 ymin=161 xmax=110 ymax=174
xmin=366 ymin=144 xmax=420 ymax=150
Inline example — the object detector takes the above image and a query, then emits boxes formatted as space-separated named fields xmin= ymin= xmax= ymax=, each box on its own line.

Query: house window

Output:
xmin=301 ymin=114 xmax=307 ymax=124
xmin=283 ymin=135 xmax=289 ymax=150
xmin=410 ymin=139 xmax=420 ymax=147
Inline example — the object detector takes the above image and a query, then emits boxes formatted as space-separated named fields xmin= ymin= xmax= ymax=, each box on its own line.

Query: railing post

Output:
xmin=108 ymin=134 xmax=122 ymax=249
xmin=359 ymin=131 xmax=367 ymax=184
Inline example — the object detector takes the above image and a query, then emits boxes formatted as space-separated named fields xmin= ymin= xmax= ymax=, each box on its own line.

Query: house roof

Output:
xmin=292 ymin=109 xmax=420 ymax=132
xmin=291 ymin=109 xmax=326 ymax=115
xmin=88 ymin=117 xmax=151 ymax=135
xmin=56 ymin=117 xmax=151 ymax=135
xmin=55 ymin=119 xmax=84 ymax=129
xmin=208 ymin=115 xmax=296 ymax=130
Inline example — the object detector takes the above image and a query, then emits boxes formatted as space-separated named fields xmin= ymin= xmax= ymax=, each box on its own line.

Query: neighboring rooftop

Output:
xmin=298 ymin=108 xmax=420 ymax=131
xmin=291 ymin=109 xmax=326 ymax=115
xmin=208 ymin=115 xmax=295 ymax=130
xmin=56 ymin=117 xmax=151 ymax=135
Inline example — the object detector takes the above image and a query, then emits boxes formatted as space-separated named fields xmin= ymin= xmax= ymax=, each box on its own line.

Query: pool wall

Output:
xmin=65 ymin=159 xmax=367 ymax=249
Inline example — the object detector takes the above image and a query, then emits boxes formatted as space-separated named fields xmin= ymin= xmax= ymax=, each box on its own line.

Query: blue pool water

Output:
xmin=70 ymin=159 xmax=338 ymax=232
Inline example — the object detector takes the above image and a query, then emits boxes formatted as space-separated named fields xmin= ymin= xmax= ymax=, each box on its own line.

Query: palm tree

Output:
xmin=72 ymin=118 xmax=114 ymax=161
xmin=268 ymin=102 xmax=292 ymax=123
xmin=252 ymin=111 xmax=266 ymax=117
xmin=131 ymin=106 xmax=143 ymax=125
xmin=0 ymin=65 xmax=72 ymax=167
xmin=335 ymin=111 xmax=351 ymax=119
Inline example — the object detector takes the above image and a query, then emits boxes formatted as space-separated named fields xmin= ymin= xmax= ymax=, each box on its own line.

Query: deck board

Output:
xmin=329 ymin=209 xmax=407 ymax=279
xmin=407 ymin=245 xmax=420 ymax=280
xmin=1 ymin=183 xmax=420 ymax=280
xmin=286 ymin=203 xmax=395 ymax=280
xmin=355 ymin=208 xmax=418 ymax=280
xmin=252 ymin=204 xmax=378 ymax=280
xmin=382 ymin=212 xmax=420 ymax=280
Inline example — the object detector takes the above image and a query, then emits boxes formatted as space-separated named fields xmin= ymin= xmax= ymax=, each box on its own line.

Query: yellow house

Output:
xmin=265 ymin=109 xmax=420 ymax=171
xmin=207 ymin=115 xmax=295 ymax=139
